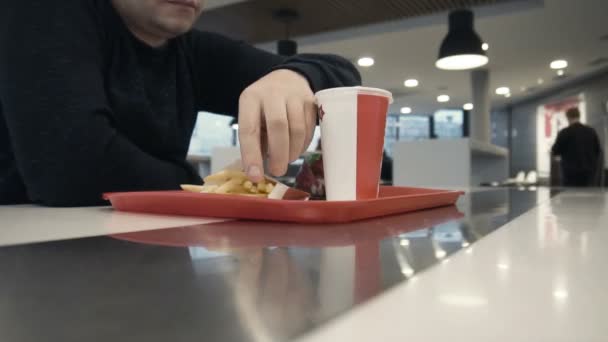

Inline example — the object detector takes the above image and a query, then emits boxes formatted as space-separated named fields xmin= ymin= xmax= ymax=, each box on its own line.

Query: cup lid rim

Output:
xmin=315 ymin=86 xmax=393 ymax=103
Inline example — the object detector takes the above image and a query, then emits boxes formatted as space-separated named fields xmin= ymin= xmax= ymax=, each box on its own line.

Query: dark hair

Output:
xmin=565 ymin=107 xmax=580 ymax=119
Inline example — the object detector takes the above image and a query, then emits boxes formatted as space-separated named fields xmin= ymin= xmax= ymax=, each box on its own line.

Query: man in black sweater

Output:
xmin=0 ymin=0 xmax=361 ymax=206
xmin=551 ymin=107 xmax=602 ymax=187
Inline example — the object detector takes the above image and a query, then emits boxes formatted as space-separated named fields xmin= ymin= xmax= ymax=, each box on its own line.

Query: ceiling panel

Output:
xmin=196 ymin=0 xmax=512 ymax=43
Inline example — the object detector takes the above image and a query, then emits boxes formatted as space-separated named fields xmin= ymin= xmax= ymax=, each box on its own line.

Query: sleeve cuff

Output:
xmin=271 ymin=62 xmax=325 ymax=94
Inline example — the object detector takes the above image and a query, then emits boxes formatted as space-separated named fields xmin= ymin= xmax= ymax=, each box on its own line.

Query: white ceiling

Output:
xmin=280 ymin=0 xmax=608 ymax=115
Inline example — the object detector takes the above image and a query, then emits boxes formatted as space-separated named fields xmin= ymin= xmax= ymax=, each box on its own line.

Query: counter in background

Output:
xmin=393 ymin=138 xmax=509 ymax=188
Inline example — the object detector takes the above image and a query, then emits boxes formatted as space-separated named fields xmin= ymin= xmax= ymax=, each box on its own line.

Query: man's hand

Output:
xmin=238 ymin=69 xmax=317 ymax=182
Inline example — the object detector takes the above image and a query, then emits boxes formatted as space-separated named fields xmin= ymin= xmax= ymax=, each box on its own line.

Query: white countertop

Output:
xmin=0 ymin=205 xmax=226 ymax=247
xmin=2 ymin=190 xmax=607 ymax=341
xmin=298 ymin=190 xmax=608 ymax=342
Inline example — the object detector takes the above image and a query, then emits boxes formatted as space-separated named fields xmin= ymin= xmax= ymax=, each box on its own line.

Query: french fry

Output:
xmin=180 ymin=184 xmax=205 ymax=192
xmin=266 ymin=183 xmax=274 ymax=193
xmin=243 ymin=181 xmax=253 ymax=190
xmin=204 ymin=170 xmax=247 ymax=184
xmin=257 ymin=180 xmax=267 ymax=192
xmin=182 ymin=169 xmax=278 ymax=198
xmin=215 ymin=178 xmax=244 ymax=194
xmin=239 ymin=194 xmax=268 ymax=198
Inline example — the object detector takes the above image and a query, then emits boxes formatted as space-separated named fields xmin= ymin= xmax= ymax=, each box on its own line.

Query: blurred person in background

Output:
xmin=551 ymin=107 xmax=602 ymax=187
xmin=0 ymin=0 xmax=360 ymax=206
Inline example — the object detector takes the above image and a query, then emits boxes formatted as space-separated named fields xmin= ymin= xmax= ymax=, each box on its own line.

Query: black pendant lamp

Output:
xmin=436 ymin=9 xmax=488 ymax=70
xmin=274 ymin=9 xmax=299 ymax=56
xmin=277 ymin=39 xmax=297 ymax=57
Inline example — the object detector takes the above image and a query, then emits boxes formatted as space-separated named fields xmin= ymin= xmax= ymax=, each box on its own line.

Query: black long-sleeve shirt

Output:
xmin=0 ymin=0 xmax=361 ymax=206
xmin=552 ymin=122 xmax=601 ymax=177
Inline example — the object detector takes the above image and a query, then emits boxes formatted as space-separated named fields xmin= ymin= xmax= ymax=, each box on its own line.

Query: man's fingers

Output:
xmin=303 ymin=97 xmax=317 ymax=151
xmin=263 ymin=97 xmax=290 ymax=176
xmin=238 ymin=91 xmax=264 ymax=182
xmin=287 ymin=98 xmax=307 ymax=162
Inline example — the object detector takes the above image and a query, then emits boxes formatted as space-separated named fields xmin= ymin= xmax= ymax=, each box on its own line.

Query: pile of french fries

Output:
xmin=181 ymin=170 xmax=275 ymax=198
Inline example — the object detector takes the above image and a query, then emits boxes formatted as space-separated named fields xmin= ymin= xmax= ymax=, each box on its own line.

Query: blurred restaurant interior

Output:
xmin=190 ymin=0 xmax=608 ymax=189
xmin=1 ymin=1 xmax=608 ymax=342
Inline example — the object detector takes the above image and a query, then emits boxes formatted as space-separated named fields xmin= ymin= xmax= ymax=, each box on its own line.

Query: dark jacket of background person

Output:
xmin=551 ymin=108 xmax=602 ymax=187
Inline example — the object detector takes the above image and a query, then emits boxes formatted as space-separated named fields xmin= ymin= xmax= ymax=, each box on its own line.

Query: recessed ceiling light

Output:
xmin=537 ymin=78 xmax=544 ymax=85
xmin=553 ymin=289 xmax=569 ymax=300
xmin=437 ymin=95 xmax=450 ymax=103
xmin=482 ymin=43 xmax=489 ymax=51
xmin=550 ymin=59 xmax=568 ymax=69
xmin=357 ymin=57 xmax=375 ymax=67
xmin=557 ymin=69 xmax=565 ymax=76
xmin=495 ymin=87 xmax=510 ymax=95
xmin=400 ymin=107 xmax=412 ymax=114
xmin=404 ymin=79 xmax=419 ymax=88
xmin=463 ymin=103 xmax=474 ymax=110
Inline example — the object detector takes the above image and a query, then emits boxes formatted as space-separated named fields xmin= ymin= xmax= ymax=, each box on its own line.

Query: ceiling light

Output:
xmin=400 ymin=239 xmax=410 ymax=246
xmin=463 ymin=103 xmax=474 ymax=110
xmin=557 ymin=69 xmax=565 ymax=76
xmin=357 ymin=57 xmax=375 ymax=67
xmin=439 ymin=294 xmax=488 ymax=307
xmin=437 ymin=95 xmax=450 ymax=103
xmin=435 ymin=250 xmax=447 ymax=259
xmin=404 ymin=79 xmax=419 ymax=87
xmin=482 ymin=43 xmax=489 ymax=51
xmin=436 ymin=54 xmax=489 ymax=71
xmin=553 ymin=289 xmax=569 ymax=300
xmin=401 ymin=107 xmax=412 ymax=114
xmin=436 ymin=10 xmax=488 ymax=70
xmin=537 ymin=78 xmax=544 ymax=85
xmin=497 ymin=263 xmax=510 ymax=270
xmin=495 ymin=87 xmax=510 ymax=95
xmin=505 ymin=93 xmax=512 ymax=98
xmin=401 ymin=267 xmax=415 ymax=277
xmin=550 ymin=59 xmax=568 ymax=69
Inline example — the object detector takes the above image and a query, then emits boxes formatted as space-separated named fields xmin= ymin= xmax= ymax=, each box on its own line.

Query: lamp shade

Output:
xmin=436 ymin=9 xmax=488 ymax=70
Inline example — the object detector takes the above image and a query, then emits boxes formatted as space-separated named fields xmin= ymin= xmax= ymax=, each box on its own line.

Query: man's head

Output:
xmin=565 ymin=107 xmax=581 ymax=124
xmin=112 ymin=0 xmax=204 ymax=47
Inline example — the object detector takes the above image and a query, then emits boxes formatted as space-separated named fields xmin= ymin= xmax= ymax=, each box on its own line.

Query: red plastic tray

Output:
xmin=111 ymin=206 xmax=463 ymax=248
xmin=104 ymin=186 xmax=463 ymax=224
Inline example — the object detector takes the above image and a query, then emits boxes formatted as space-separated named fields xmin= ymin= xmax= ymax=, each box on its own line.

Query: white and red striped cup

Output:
xmin=315 ymin=86 xmax=393 ymax=201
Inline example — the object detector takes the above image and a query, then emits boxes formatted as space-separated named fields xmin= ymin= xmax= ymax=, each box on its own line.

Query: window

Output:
xmin=398 ymin=115 xmax=431 ymax=141
xmin=433 ymin=109 xmax=464 ymax=139
xmin=384 ymin=115 xmax=399 ymax=156
xmin=188 ymin=112 xmax=234 ymax=156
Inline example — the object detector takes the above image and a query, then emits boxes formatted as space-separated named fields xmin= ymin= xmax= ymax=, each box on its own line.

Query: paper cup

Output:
xmin=316 ymin=86 xmax=393 ymax=201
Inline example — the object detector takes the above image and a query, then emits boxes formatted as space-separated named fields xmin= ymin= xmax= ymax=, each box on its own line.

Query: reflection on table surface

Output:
xmin=0 ymin=189 xmax=551 ymax=342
